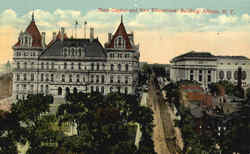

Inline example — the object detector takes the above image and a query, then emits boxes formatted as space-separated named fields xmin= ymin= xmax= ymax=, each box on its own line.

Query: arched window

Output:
xmin=118 ymin=64 xmax=121 ymax=71
xmin=65 ymin=87 xmax=70 ymax=96
xmin=73 ymin=87 xmax=77 ymax=94
xmin=58 ymin=87 xmax=62 ymax=95
xmin=111 ymin=64 xmax=114 ymax=71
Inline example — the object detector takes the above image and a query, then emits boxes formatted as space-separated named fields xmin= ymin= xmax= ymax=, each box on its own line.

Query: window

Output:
xmin=208 ymin=75 xmax=211 ymax=82
xmin=125 ymin=76 xmax=128 ymax=84
xmin=110 ymin=76 xmax=113 ymax=83
xmin=62 ymin=74 xmax=65 ymax=82
xmin=190 ymin=70 xmax=194 ymax=81
xmin=64 ymin=48 xmax=68 ymax=56
xmin=41 ymin=62 xmax=44 ymax=69
xmin=17 ymin=74 xmax=20 ymax=81
xmin=41 ymin=74 xmax=44 ymax=81
xmin=16 ymin=84 xmax=19 ymax=91
xmin=125 ymin=64 xmax=129 ymax=71
xmin=111 ymin=64 xmax=114 ymax=71
xmin=30 ymin=85 xmax=34 ymax=92
xmin=96 ymin=75 xmax=99 ymax=83
xmin=101 ymin=86 xmax=104 ymax=94
xmin=226 ymin=71 xmax=232 ymax=80
xmin=73 ymin=87 xmax=77 ymax=94
xmin=101 ymin=75 xmax=105 ymax=83
xmin=125 ymin=87 xmax=128 ymax=94
xmin=118 ymin=64 xmax=121 ymax=71
xmin=219 ymin=71 xmax=224 ymax=80
xmin=71 ymin=48 xmax=75 ymax=56
xmin=45 ymin=85 xmax=49 ymax=94
xmin=58 ymin=87 xmax=62 ymax=96
xmin=64 ymin=63 xmax=67 ymax=69
xmin=17 ymin=62 xmax=20 ymax=69
xmin=114 ymin=36 xmax=125 ymax=48
xmin=199 ymin=75 xmax=202 ymax=82
xmin=78 ymin=48 xmax=81 ymax=56
xmin=78 ymin=63 xmax=81 ymax=70
xmin=23 ymin=73 xmax=27 ymax=81
xmin=91 ymin=63 xmax=94 ymax=71
xmin=31 ymin=74 xmax=34 ymax=81
xmin=117 ymin=87 xmax=121 ymax=93
xmin=71 ymin=63 xmax=74 ymax=70
xmin=46 ymin=62 xmax=49 ymax=69
xmin=69 ymin=75 xmax=72 ymax=82
xmin=110 ymin=87 xmax=113 ymax=93
xmin=51 ymin=74 xmax=54 ymax=82
xmin=91 ymin=86 xmax=94 ymax=93
xmin=97 ymin=63 xmax=100 ymax=70
xmin=117 ymin=76 xmax=121 ymax=83
xmin=76 ymin=74 xmax=80 ymax=82
xmin=96 ymin=86 xmax=99 ymax=92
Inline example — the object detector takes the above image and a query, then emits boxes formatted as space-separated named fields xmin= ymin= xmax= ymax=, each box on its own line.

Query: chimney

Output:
xmin=60 ymin=27 xmax=65 ymax=42
xmin=42 ymin=32 xmax=46 ymax=48
xmin=108 ymin=33 xmax=112 ymax=43
xmin=52 ymin=32 xmax=56 ymax=40
xmin=90 ymin=27 xmax=94 ymax=42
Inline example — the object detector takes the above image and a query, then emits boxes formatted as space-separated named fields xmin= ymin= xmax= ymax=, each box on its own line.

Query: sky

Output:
xmin=1 ymin=0 xmax=250 ymax=64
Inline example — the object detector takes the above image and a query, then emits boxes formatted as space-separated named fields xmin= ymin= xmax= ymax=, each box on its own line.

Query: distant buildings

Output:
xmin=170 ymin=51 xmax=250 ymax=90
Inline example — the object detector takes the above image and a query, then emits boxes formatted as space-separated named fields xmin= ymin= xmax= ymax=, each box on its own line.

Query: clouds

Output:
xmin=1 ymin=8 xmax=250 ymax=33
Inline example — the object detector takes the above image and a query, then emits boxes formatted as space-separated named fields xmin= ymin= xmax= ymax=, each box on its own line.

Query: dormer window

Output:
xmin=20 ymin=33 xmax=32 ymax=47
xmin=114 ymin=36 xmax=125 ymax=49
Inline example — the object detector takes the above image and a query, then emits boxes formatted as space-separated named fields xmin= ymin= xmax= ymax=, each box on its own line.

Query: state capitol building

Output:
xmin=12 ymin=13 xmax=140 ymax=100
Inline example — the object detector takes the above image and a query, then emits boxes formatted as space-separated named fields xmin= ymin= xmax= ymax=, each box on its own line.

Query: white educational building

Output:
xmin=170 ymin=51 xmax=250 ymax=90
xmin=12 ymin=14 xmax=140 ymax=100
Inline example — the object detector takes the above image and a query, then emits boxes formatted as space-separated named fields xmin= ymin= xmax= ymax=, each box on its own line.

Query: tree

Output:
xmin=57 ymin=92 xmax=156 ymax=154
